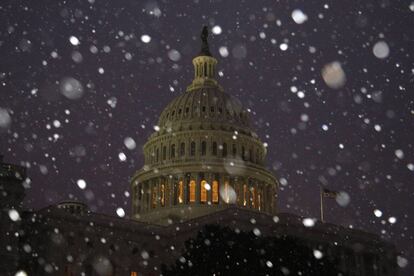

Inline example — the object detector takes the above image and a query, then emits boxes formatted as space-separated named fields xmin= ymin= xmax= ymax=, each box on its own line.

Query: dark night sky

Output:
xmin=1 ymin=0 xmax=413 ymax=273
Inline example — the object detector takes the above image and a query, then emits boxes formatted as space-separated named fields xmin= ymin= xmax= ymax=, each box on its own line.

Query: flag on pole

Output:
xmin=322 ymin=188 xmax=339 ymax=198
xmin=319 ymin=186 xmax=339 ymax=222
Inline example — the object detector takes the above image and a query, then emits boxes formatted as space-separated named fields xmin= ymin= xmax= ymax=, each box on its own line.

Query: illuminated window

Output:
xmin=160 ymin=184 xmax=165 ymax=207
xmin=189 ymin=180 xmax=196 ymax=202
xmin=224 ymin=181 xmax=230 ymax=204
xmin=243 ymin=184 xmax=248 ymax=206
xmin=151 ymin=185 xmax=157 ymax=208
xmin=250 ymin=186 xmax=256 ymax=208
xmin=177 ymin=181 xmax=184 ymax=204
xmin=212 ymin=180 xmax=219 ymax=203
xmin=258 ymin=191 xmax=262 ymax=211
xmin=200 ymin=180 xmax=207 ymax=203
xmin=130 ymin=272 xmax=138 ymax=276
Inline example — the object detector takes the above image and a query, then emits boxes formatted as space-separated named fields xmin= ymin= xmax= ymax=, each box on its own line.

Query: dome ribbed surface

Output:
xmin=157 ymin=87 xmax=251 ymax=133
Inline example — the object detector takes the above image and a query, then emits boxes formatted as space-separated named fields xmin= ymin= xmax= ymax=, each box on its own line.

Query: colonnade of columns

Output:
xmin=132 ymin=173 xmax=276 ymax=215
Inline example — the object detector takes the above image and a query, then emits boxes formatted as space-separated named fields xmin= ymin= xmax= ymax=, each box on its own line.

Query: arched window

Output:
xmin=171 ymin=144 xmax=176 ymax=158
xmin=189 ymin=180 xmax=196 ymax=202
xmin=200 ymin=180 xmax=207 ymax=203
xmin=156 ymin=148 xmax=159 ymax=162
xmin=222 ymin=143 xmax=227 ymax=157
xmin=243 ymin=184 xmax=248 ymax=206
xmin=242 ymin=146 xmax=246 ymax=160
xmin=224 ymin=181 xmax=230 ymax=204
xmin=151 ymin=185 xmax=157 ymax=208
xmin=160 ymin=183 xmax=165 ymax=207
xmin=258 ymin=189 xmax=262 ymax=211
xmin=250 ymin=186 xmax=256 ymax=208
xmin=249 ymin=149 xmax=253 ymax=162
xmin=212 ymin=142 xmax=217 ymax=156
xmin=180 ymin=142 xmax=185 ymax=156
xmin=232 ymin=144 xmax=237 ymax=157
xmin=201 ymin=141 xmax=207 ymax=156
xmin=212 ymin=180 xmax=219 ymax=203
xmin=177 ymin=181 xmax=184 ymax=204
xmin=190 ymin=142 xmax=196 ymax=156
xmin=256 ymin=149 xmax=260 ymax=163
xmin=204 ymin=63 xmax=207 ymax=77
xmin=162 ymin=146 xmax=167 ymax=160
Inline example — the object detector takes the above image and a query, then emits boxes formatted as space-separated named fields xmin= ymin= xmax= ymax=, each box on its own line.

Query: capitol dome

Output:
xmin=131 ymin=27 xmax=278 ymax=224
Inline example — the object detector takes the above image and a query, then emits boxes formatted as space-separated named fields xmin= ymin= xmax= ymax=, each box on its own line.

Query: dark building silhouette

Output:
xmin=0 ymin=28 xmax=398 ymax=276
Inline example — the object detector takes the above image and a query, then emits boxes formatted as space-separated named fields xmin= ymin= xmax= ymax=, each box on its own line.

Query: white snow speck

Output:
xmin=124 ymin=137 xmax=136 ymax=150
xmin=302 ymin=218 xmax=315 ymax=227
xmin=212 ymin=25 xmax=222 ymax=35
xmin=60 ymin=77 xmax=84 ymax=100
xmin=8 ymin=209 xmax=20 ymax=221
xmin=168 ymin=49 xmax=181 ymax=61
xmin=321 ymin=61 xmax=346 ymax=89
xmin=373 ymin=41 xmax=390 ymax=59
xmin=374 ymin=209 xmax=382 ymax=217
xmin=291 ymin=9 xmax=308 ymax=24
xmin=253 ymin=228 xmax=261 ymax=236
xmin=313 ymin=249 xmax=323 ymax=259
xmin=118 ymin=152 xmax=127 ymax=162
xmin=15 ymin=271 xmax=28 ymax=276
xmin=141 ymin=34 xmax=151 ymax=43
xmin=0 ymin=108 xmax=12 ymax=128
xmin=204 ymin=182 xmax=211 ymax=191
xmin=335 ymin=191 xmax=350 ymax=207
xmin=397 ymin=256 xmax=408 ymax=268
xmin=279 ymin=43 xmax=288 ymax=51
xmin=77 ymin=179 xmax=87 ymax=190
xmin=69 ymin=36 xmax=80 ymax=46
xmin=266 ymin=261 xmax=273 ymax=268
xmin=141 ymin=250 xmax=149 ymax=259
xmin=395 ymin=149 xmax=404 ymax=159
xmin=53 ymin=120 xmax=61 ymax=128
xmin=388 ymin=217 xmax=397 ymax=224
xmin=116 ymin=207 xmax=125 ymax=217
xmin=219 ymin=46 xmax=229 ymax=57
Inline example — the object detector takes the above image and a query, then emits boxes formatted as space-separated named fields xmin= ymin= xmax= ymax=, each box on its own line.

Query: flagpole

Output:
xmin=320 ymin=186 xmax=324 ymax=223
